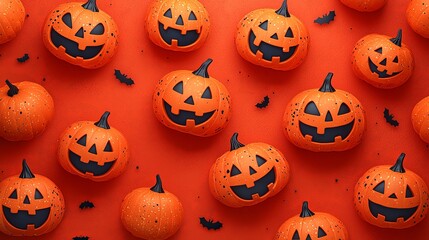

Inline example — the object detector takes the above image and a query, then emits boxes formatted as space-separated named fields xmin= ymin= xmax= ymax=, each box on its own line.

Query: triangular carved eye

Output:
xmin=9 ymin=190 xmax=17 ymax=199
xmin=77 ymin=135 xmax=87 ymax=146
xmin=317 ymin=227 xmax=327 ymax=238
xmin=62 ymin=13 xmax=72 ymax=28
xmin=173 ymin=81 xmax=183 ymax=94
xmin=374 ymin=181 xmax=385 ymax=194
xmin=292 ymin=230 xmax=300 ymax=240
xmin=338 ymin=103 xmax=351 ymax=115
xmin=230 ymin=165 xmax=241 ymax=176
xmin=164 ymin=9 xmax=172 ymax=18
xmin=90 ymin=23 xmax=105 ymax=35
xmin=256 ymin=155 xmax=267 ymax=166
xmin=285 ymin=27 xmax=294 ymax=38
xmin=189 ymin=11 xmax=197 ymax=20
xmin=259 ymin=20 xmax=268 ymax=30
xmin=304 ymin=101 xmax=320 ymax=116
xmin=406 ymin=185 xmax=414 ymax=198
xmin=201 ymin=87 xmax=212 ymax=99
xmin=35 ymin=189 xmax=43 ymax=199
xmin=393 ymin=56 xmax=399 ymax=63
xmin=104 ymin=141 xmax=113 ymax=152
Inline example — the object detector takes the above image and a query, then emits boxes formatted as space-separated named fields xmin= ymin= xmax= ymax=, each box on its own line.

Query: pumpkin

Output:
xmin=146 ymin=0 xmax=210 ymax=52
xmin=0 ymin=80 xmax=54 ymax=141
xmin=352 ymin=29 xmax=414 ymax=89
xmin=0 ymin=0 xmax=25 ymax=44
xmin=121 ymin=175 xmax=184 ymax=240
xmin=0 ymin=160 xmax=65 ymax=236
xmin=411 ymin=96 xmax=429 ymax=143
xmin=58 ymin=111 xmax=129 ymax=182
xmin=209 ymin=133 xmax=290 ymax=208
xmin=283 ymin=72 xmax=366 ymax=152
xmin=274 ymin=201 xmax=348 ymax=240
xmin=406 ymin=0 xmax=429 ymax=38
xmin=153 ymin=58 xmax=231 ymax=137
xmin=354 ymin=153 xmax=429 ymax=229
xmin=42 ymin=0 xmax=119 ymax=69
xmin=235 ymin=0 xmax=309 ymax=71
xmin=339 ymin=0 xmax=387 ymax=12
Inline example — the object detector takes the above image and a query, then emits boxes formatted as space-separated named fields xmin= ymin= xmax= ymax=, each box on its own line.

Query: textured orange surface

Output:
xmin=0 ymin=0 xmax=429 ymax=239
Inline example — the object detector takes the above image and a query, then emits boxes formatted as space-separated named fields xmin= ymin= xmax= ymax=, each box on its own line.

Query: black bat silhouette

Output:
xmin=255 ymin=96 xmax=270 ymax=109
xmin=314 ymin=11 xmax=336 ymax=25
xmin=73 ymin=237 xmax=89 ymax=240
xmin=114 ymin=69 xmax=135 ymax=85
xmin=199 ymin=217 xmax=223 ymax=230
xmin=384 ymin=108 xmax=399 ymax=127
xmin=17 ymin=53 xmax=29 ymax=63
xmin=79 ymin=201 xmax=95 ymax=209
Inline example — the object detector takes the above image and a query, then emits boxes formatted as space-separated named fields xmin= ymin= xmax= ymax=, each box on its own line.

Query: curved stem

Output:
xmin=318 ymin=72 xmax=336 ymax=92
xmin=150 ymin=175 xmax=165 ymax=193
xmin=20 ymin=160 xmax=35 ymax=179
xmin=82 ymin=0 xmax=99 ymax=12
xmin=300 ymin=201 xmax=315 ymax=218
xmin=390 ymin=153 xmax=406 ymax=173
xmin=94 ymin=111 xmax=111 ymax=129
xmin=275 ymin=0 xmax=291 ymax=17
xmin=230 ymin=133 xmax=245 ymax=151
xmin=390 ymin=29 xmax=402 ymax=47
xmin=5 ymin=80 xmax=19 ymax=97
xmin=192 ymin=59 xmax=213 ymax=78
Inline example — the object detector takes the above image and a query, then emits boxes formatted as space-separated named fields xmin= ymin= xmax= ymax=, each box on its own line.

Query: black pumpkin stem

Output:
xmin=318 ymin=72 xmax=336 ymax=92
xmin=390 ymin=29 xmax=402 ymax=47
xmin=300 ymin=201 xmax=315 ymax=218
xmin=82 ymin=0 xmax=99 ymax=12
xmin=275 ymin=0 xmax=291 ymax=17
xmin=192 ymin=58 xmax=213 ymax=78
xmin=390 ymin=153 xmax=406 ymax=173
xmin=94 ymin=111 xmax=111 ymax=129
xmin=5 ymin=80 xmax=19 ymax=97
xmin=20 ymin=160 xmax=35 ymax=179
xmin=230 ymin=133 xmax=245 ymax=151
xmin=150 ymin=174 xmax=165 ymax=193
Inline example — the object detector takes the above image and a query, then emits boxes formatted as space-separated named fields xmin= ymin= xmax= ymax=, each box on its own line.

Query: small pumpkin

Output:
xmin=235 ymin=0 xmax=309 ymax=71
xmin=209 ymin=133 xmax=290 ymax=208
xmin=283 ymin=72 xmax=366 ymax=152
xmin=354 ymin=153 xmax=429 ymax=229
xmin=0 ymin=160 xmax=65 ymax=236
xmin=153 ymin=58 xmax=231 ymax=137
xmin=121 ymin=175 xmax=184 ymax=240
xmin=58 ymin=111 xmax=129 ymax=182
xmin=339 ymin=0 xmax=387 ymax=12
xmin=406 ymin=0 xmax=429 ymax=38
xmin=42 ymin=0 xmax=119 ymax=69
xmin=0 ymin=0 xmax=25 ymax=44
xmin=0 ymin=80 xmax=54 ymax=141
xmin=146 ymin=0 xmax=210 ymax=52
xmin=411 ymin=96 xmax=429 ymax=143
xmin=352 ymin=29 xmax=414 ymax=89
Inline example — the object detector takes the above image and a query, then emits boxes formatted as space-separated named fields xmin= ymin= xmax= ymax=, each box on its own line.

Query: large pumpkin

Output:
xmin=209 ymin=133 xmax=290 ymax=208
xmin=352 ymin=29 xmax=414 ymax=89
xmin=406 ymin=0 xmax=429 ymax=38
xmin=58 ymin=111 xmax=129 ymax=182
xmin=0 ymin=160 xmax=65 ymax=236
xmin=146 ymin=0 xmax=210 ymax=52
xmin=354 ymin=153 xmax=429 ymax=229
xmin=235 ymin=0 xmax=309 ymax=71
xmin=339 ymin=0 xmax=387 ymax=12
xmin=274 ymin=201 xmax=348 ymax=240
xmin=153 ymin=58 xmax=231 ymax=137
xmin=283 ymin=73 xmax=366 ymax=152
xmin=411 ymin=96 xmax=429 ymax=143
xmin=0 ymin=80 xmax=54 ymax=141
xmin=42 ymin=0 xmax=119 ymax=69
xmin=0 ymin=0 xmax=25 ymax=44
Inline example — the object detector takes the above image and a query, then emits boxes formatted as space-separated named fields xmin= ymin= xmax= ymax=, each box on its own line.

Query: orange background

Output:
xmin=1 ymin=0 xmax=429 ymax=239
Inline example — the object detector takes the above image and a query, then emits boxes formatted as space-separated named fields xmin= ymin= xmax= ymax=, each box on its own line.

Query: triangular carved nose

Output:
xmin=325 ymin=111 xmax=333 ymax=122
xmin=184 ymin=96 xmax=194 ymax=105
xmin=176 ymin=15 xmax=184 ymax=25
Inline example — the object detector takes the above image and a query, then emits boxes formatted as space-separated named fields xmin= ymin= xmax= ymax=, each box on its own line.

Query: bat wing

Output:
xmin=256 ymin=96 xmax=270 ymax=108
xmin=114 ymin=70 xmax=135 ymax=85
xmin=314 ymin=10 xmax=336 ymax=24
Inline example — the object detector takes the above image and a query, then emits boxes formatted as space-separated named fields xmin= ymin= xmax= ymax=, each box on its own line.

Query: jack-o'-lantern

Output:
xmin=352 ymin=29 xmax=414 ymax=89
xmin=354 ymin=153 xmax=429 ymax=229
xmin=153 ymin=58 xmax=231 ymax=137
xmin=235 ymin=0 xmax=309 ymax=71
xmin=283 ymin=72 xmax=366 ymax=152
xmin=0 ymin=160 xmax=65 ymax=236
xmin=406 ymin=0 xmax=429 ymax=38
xmin=0 ymin=0 xmax=26 ymax=44
xmin=209 ymin=133 xmax=290 ymax=208
xmin=274 ymin=201 xmax=348 ymax=240
xmin=58 ymin=111 xmax=129 ymax=182
xmin=340 ymin=0 xmax=387 ymax=12
xmin=411 ymin=96 xmax=429 ymax=144
xmin=42 ymin=0 xmax=119 ymax=69
xmin=146 ymin=0 xmax=210 ymax=52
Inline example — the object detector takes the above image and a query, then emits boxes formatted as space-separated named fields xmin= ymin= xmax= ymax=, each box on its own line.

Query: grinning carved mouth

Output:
xmin=248 ymin=30 xmax=297 ymax=62
xmin=369 ymin=200 xmax=418 ymax=222
xmin=50 ymin=28 xmax=104 ymax=59
xmin=2 ymin=206 xmax=50 ymax=230
xmin=158 ymin=22 xmax=200 ymax=46
xmin=299 ymin=120 xmax=355 ymax=143
xmin=68 ymin=150 xmax=115 ymax=176
xmin=230 ymin=168 xmax=276 ymax=200
xmin=368 ymin=58 xmax=402 ymax=78
xmin=163 ymin=100 xmax=215 ymax=126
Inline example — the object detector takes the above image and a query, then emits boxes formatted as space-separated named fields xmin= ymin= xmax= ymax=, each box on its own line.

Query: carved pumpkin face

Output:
xmin=352 ymin=29 xmax=414 ymax=89
xmin=58 ymin=111 xmax=129 ymax=182
xmin=411 ymin=96 xmax=429 ymax=144
xmin=407 ymin=0 xmax=429 ymax=38
xmin=153 ymin=59 xmax=231 ymax=137
xmin=283 ymin=73 xmax=366 ymax=152
xmin=340 ymin=0 xmax=387 ymax=12
xmin=354 ymin=153 xmax=429 ymax=229
xmin=0 ymin=0 xmax=26 ymax=44
xmin=209 ymin=133 xmax=290 ymax=207
xmin=42 ymin=0 xmax=119 ymax=69
xmin=0 ymin=160 xmax=65 ymax=236
xmin=146 ymin=0 xmax=210 ymax=52
xmin=275 ymin=201 xmax=348 ymax=240
xmin=235 ymin=0 xmax=309 ymax=71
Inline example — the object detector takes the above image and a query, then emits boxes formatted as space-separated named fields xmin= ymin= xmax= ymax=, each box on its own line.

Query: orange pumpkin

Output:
xmin=352 ymin=29 xmax=414 ymax=89
xmin=121 ymin=175 xmax=184 ymax=240
xmin=411 ymin=96 xmax=429 ymax=143
xmin=275 ymin=201 xmax=348 ymax=240
xmin=0 ymin=80 xmax=54 ymax=141
xmin=283 ymin=73 xmax=366 ymax=152
xmin=146 ymin=0 xmax=210 ymax=52
xmin=153 ymin=58 xmax=231 ymax=137
xmin=42 ymin=0 xmax=119 ymax=69
xmin=354 ymin=153 xmax=429 ymax=229
xmin=0 ymin=160 xmax=65 ymax=236
xmin=406 ymin=0 xmax=429 ymax=38
xmin=209 ymin=133 xmax=290 ymax=208
xmin=0 ymin=0 xmax=25 ymax=44
xmin=235 ymin=0 xmax=309 ymax=71
xmin=58 ymin=111 xmax=129 ymax=182
xmin=340 ymin=0 xmax=387 ymax=12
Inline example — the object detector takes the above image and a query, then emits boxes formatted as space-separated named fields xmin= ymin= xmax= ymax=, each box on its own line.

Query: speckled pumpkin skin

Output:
xmin=340 ymin=0 xmax=387 ymax=12
xmin=406 ymin=0 xmax=429 ymax=38
xmin=0 ymin=0 xmax=25 ymax=44
xmin=412 ymin=96 xmax=429 ymax=144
